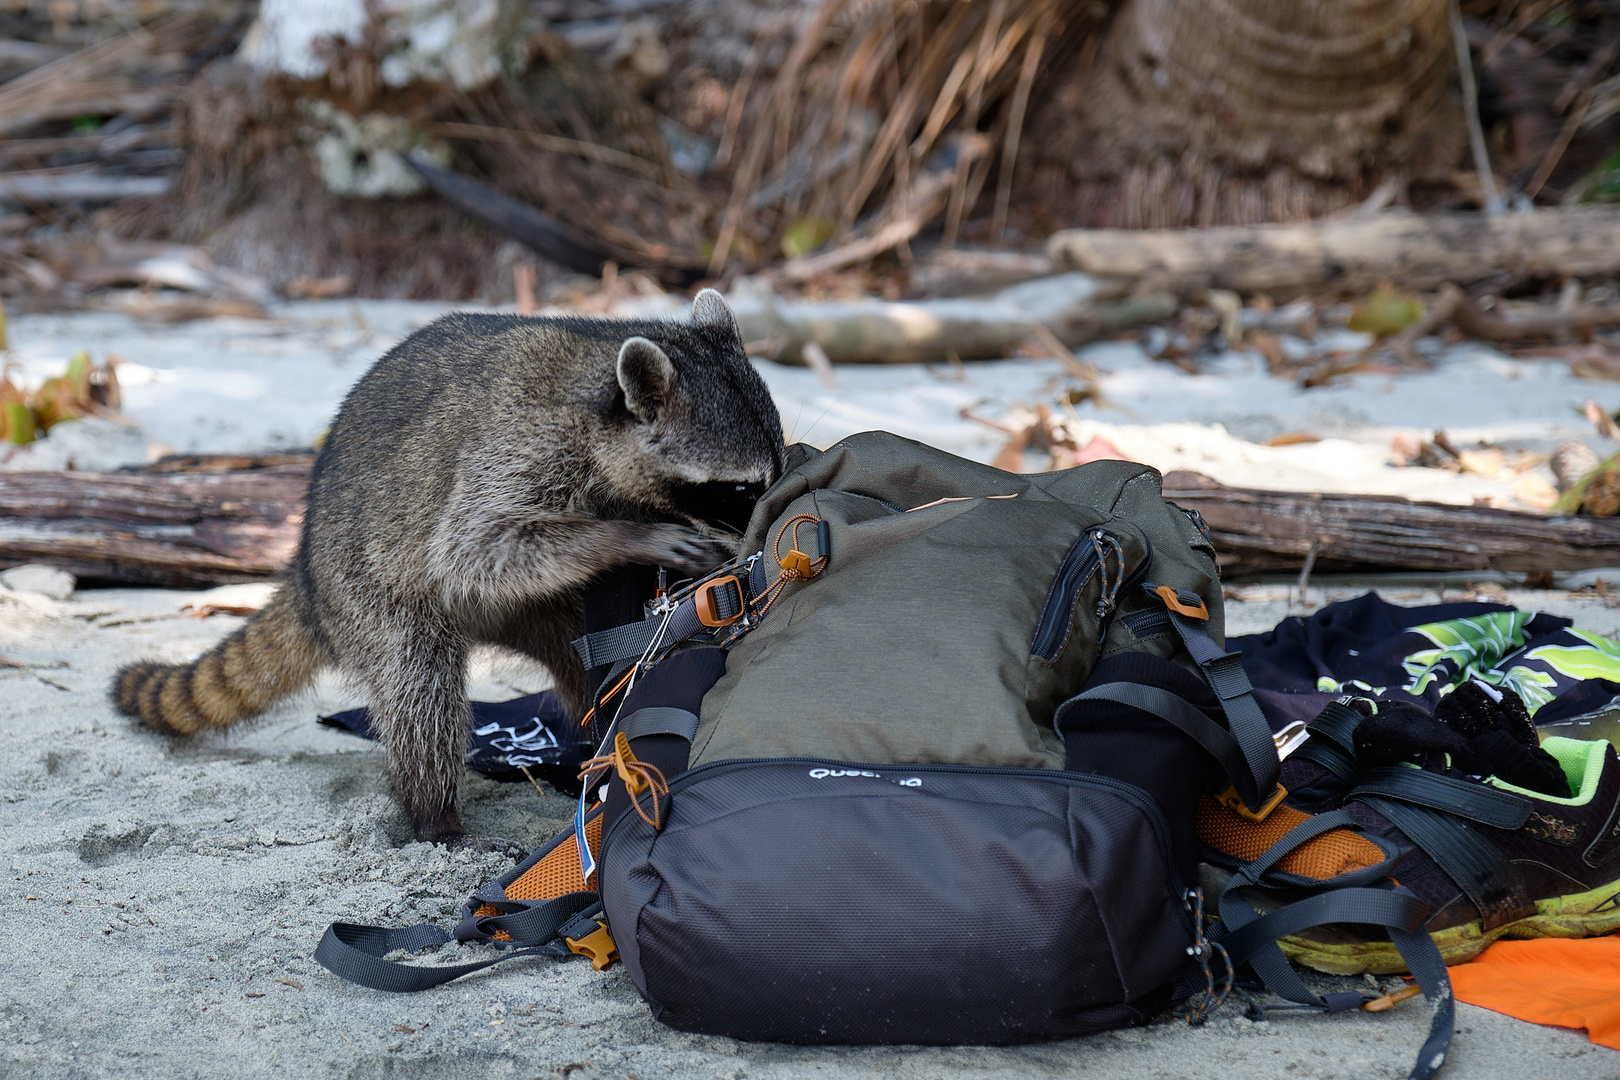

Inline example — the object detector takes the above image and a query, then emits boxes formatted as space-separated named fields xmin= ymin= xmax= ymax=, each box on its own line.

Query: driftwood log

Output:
xmin=1046 ymin=207 xmax=1620 ymax=297
xmin=1162 ymin=471 xmax=1620 ymax=577
xmin=8 ymin=460 xmax=1620 ymax=587
xmin=730 ymin=274 xmax=1175 ymax=364
xmin=0 ymin=458 xmax=308 ymax=588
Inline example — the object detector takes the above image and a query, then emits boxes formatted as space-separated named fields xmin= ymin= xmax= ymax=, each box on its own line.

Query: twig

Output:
xmin=1524 ymin=90 xmax=1593 ymax=202
xmin=1294 ymin=539 xmax=1320 ymax=605
xmin=800 ymin=342 xmax=842 ymax=393
xmin=424 ymin=122 xmax=669 ymax=182
xmin=993 ymin=15 xmax=1050 ymax=239
xmin=1452 ymin=0 xmax=1502 ymax=216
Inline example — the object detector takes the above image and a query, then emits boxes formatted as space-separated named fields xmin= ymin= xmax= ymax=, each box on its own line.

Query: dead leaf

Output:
xmin=283 ymin=275 xmax=353 ymax=301
xmin=1585 ymin=400 xmax=1620 ymax=442
xmin=180 ymin=604 xmax=261 ymax=619
xmin=1348 ymin=285 xmax=1425 ymax=336
xmin=1247 ymin=329 xmax=1290 ymax=376
xmin=990 ymin=426 xmax=1032 ymax=472
xmin=1457 ymin=448 xmax=1507 ymax=479
xmin=1512 ymin=472 xmax=1559 ymax=512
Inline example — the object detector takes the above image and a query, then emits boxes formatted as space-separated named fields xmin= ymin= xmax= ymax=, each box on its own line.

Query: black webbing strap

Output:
xmin=1351 ymin=767 xmax=1532 ymax=830
xmin=572 ymin=558 xmax=770 ymax=670
xmin=619 ymin=706 xmax=700 ymax=742
xmin=1211 ymin=810 xmax=1455 ymax=1080
xmin=1064 ymin=682 xmax=1257 ymax=805
xmin=1146 ymin=583 xmax=1281 ymax=811
xmin=1290 ymin=701 xmax=1364 ymax=783
xmin=1356 ymin=794 xmax=1536 ymax=931
xmin=315 ymin=892 xmax=599 ymax=993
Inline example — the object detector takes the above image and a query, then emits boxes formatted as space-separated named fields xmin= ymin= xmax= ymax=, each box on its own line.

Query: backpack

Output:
xmin=317 ymin=431 xmax=1454 ymax=1078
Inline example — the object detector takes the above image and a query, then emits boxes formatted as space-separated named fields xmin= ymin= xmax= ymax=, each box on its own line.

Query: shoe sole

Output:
xmin=1279 ymin=875 xmax=1620 ymax=975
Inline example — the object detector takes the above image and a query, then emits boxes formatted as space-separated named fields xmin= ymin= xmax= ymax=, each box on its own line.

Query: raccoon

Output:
xmin=114 ymin=290 xmax=784 ymax=844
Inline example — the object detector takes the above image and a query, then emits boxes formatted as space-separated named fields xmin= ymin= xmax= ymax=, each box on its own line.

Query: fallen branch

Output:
xmin=1162 ymin=471 xmax=1620 ymax=577
xmin=8 ymin=460 xmax=1620 ymax=586
xmin=1389 ymin=282 xmax=1620 ymax=364
xmin=0 ymin=172 xmax=170 ymax=205
xmin=731 ymin=273 xmax=1173 ymax=364
xmin=1046 ymin=207 xmax=1620 ymax=296
xmin=777 ymin=136 xmax=989 ymax=283
xmin=0 ymin=462 xmax=308 ymax=588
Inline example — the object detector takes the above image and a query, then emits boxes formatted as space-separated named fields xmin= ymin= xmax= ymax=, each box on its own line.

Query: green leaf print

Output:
xmin=1400 ymin=611 xmax=1534 ymax=696
xmin=1521 ymin=630 xmax=1620 ymax=683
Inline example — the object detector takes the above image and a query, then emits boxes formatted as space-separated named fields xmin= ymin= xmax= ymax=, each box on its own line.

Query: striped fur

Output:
xmin=112 ymin=591 xmax=323 ymax=735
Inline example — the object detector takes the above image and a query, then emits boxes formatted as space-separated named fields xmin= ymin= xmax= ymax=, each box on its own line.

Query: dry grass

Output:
xmin=710 ymin=0 xmax=1114 ymax=272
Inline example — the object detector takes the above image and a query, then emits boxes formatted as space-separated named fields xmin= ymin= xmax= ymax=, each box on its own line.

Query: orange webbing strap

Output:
xmin=1198 ymin=796 xmax=1387 ymax=882
xmin=477 ymin=808 xmax=604 ymax=942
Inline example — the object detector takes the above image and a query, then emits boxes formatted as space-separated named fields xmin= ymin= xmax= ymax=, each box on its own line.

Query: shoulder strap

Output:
xmin=1209 ymin=811 xmax=1455 ymax=1080
xmin=1142 ymin=581 xmax=1281 ymax=813
xmin=314 ymin=892 xmax=601 ymax=993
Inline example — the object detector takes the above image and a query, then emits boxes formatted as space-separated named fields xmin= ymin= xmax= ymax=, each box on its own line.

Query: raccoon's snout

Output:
xmin=669 ymin=480 xmax=765 ymax=534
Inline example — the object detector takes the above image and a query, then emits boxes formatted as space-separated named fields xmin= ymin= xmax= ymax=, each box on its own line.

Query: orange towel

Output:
xmin=1448 ymin=937 xmax=1620 ymax=1050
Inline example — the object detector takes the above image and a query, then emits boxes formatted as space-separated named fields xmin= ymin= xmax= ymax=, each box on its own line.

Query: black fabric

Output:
xmin=1209 ymin=810 xmax=1455 ymax=1080
xmin=598 ymin=648 xmax=728 ymax=837
xmin=314 ymin=890 xmax=595 ymax=994
xmin=581 ymin=565 xmax=661 ymax=695
xmin=597 ymin=758 xmax=1193 ymax=1045
xmin=1231 ymin=592 xmax=1615 ymax=731
xmin=1056 ymin=652 xmax=1226 ymax=880
xmin=320 ymin=690 xmax=589 ymax=792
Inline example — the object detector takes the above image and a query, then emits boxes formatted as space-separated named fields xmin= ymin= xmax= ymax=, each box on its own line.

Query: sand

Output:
xmin=2 ymin=577 xmax=1618 ymax=1080
xmin=4 ymin=299 xmax=1620 ymax=1077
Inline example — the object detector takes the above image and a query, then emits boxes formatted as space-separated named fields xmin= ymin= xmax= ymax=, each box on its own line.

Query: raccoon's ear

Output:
xmin=617 ymin=336 xmax=676 ymax=421
xmin=690 ymin=287 xmax=741 ymax=340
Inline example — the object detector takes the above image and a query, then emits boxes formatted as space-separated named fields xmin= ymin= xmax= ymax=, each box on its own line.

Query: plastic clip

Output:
xmin=694 ymin=575 xmax=745 ymax=627
xmin=1155 ymin=584 xmax=1209 ymax=620
xmin=565 ymin=922 xmax=619 ymax=971
xmin=1215 ymin=783 xmax=1288 ymax=823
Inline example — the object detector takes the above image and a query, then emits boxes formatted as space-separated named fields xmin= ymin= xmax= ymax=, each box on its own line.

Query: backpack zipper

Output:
xmin=1031 ymin=526 xmax=1154 ymax=662
xmin=1030 ymin=534 xmax=1102 ymax=662
xmin=598 ymin=756 xmax=1194 ymax=942
xmin=1121 ymin=610 xmax=1173 ymax=638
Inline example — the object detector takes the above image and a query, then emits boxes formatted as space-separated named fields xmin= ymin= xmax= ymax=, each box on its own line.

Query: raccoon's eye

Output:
xmin=669 ymin=480 xmax=765 ymax=534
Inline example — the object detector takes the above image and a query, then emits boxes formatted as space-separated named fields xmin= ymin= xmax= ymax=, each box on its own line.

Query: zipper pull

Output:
xmin=1091 ymin=530 xmax=1125 ymax=618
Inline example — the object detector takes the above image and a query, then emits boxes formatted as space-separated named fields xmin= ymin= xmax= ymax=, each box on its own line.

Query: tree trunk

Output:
xmin=1028 ymin=0 xmax=1466 ymax=228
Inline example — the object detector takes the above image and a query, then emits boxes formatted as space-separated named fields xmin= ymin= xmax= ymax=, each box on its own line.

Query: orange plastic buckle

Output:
xmin=693 ymin=575 xmax=744 ymax=627
xmin=1156 ymin=585 xmax=1210 ymax=620
xmin=1216 ymin=783 xmax=1288 ymax=823
xmin=565 ymin=922 xmax=619 ymax=971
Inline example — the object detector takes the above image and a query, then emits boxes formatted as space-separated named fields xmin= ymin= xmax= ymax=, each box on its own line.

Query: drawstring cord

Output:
xmin=1173 ymin=887 xmax=1233 ymax=1026
xmin=1091 ymin=530 xmax=1125 ymax=619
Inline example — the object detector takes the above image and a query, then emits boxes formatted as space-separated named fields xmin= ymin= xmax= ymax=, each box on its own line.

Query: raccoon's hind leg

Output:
xmin=345 ymin=608 xmax=473 ymax=844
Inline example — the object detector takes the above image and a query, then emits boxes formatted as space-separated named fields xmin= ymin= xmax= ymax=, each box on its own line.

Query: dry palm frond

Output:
xmin=0 ymin=14 xmax=212 ymax=138
xmin=711 ymin=0 xmax=1110 ymax=274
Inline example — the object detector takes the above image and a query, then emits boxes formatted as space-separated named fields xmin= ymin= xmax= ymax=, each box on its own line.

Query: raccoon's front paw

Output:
xmin=633 ymin=524 xmax=734 ymax=576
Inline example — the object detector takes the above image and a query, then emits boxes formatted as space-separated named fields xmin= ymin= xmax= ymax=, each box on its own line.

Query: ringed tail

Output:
xmin=113 ymin=590 xmax=322 ymax=735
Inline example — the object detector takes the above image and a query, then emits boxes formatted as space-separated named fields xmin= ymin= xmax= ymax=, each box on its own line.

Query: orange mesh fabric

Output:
xmin=477 ymin=811 xmax=605 ymax=943
xmin=506 ymin=811 xmax=603 ymax=901
xmin=1197 ymin=796 xmax=1385 ymax=881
